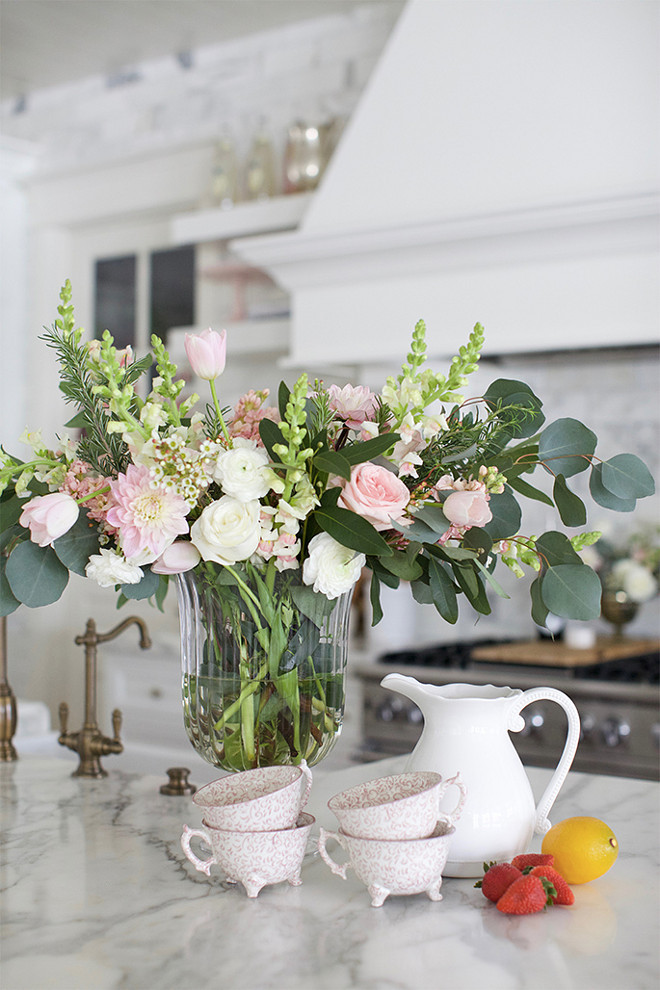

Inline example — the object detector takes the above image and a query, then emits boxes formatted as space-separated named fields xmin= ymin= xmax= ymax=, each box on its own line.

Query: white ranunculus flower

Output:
xmin=610 ymin=559 xmax=658 ymax=603
xmin=85 ymin=549 xmax=144 ymax=588
xmin=302 ymin=532 xmax=365 ymax=600
xmin=212 ymin=438 xmax=271 ymax=502
xmin=191 ymin=496 xmax=261 ymax=565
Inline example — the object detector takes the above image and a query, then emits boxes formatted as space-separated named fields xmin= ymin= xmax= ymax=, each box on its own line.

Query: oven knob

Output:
xmin=519 ymin=707 xmax=545 ymax=737
xmin=376 ymin=698 xmax=405 ymax=723
xmin=580 ymin=714 xmax=596 ymax=740
xmin=600 ymin=717 xmax=631 ymax=747
xmin=651 ymin=724 xmax=660 ymax=750
xmin=407 ymin=706 xmax=423 ymax=725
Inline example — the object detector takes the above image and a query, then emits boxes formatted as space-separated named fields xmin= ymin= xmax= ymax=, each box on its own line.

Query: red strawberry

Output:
xmin=496 ymin=874 xmax=555 ymax=915
xmin=510 ymin=852 xmax=555 ymax=871
xmin=475 ymin=862 xmax=523 ymax=902
xmin=529 ymin=865 xmax=575 ymax=906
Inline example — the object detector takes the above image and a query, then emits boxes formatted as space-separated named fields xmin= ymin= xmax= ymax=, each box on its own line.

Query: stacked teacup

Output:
xmin=181 ymin=762 xmax=313 ymax=898
xmin=319 ymin=771 xmax=466 ymax=907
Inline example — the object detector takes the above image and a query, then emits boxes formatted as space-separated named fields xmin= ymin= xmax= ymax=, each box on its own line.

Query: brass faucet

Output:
xmin=0 ymin=616 xmax=18 ymax=761
xmin=59 ymin=616 xmax=151 ymax=778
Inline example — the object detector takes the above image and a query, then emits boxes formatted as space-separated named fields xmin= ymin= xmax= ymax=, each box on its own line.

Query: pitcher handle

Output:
xmin=181 ymin=824 xmax=214 ymax=876
xmin=299 ymin=759 xmax=313 ymax=811
xmin=509 ymin=687 xmax=581 ymax=835
xmin=318 ymin=827 xmax=349 ymax=880
xmin=437 ymin=772 xmax=468 ymax=826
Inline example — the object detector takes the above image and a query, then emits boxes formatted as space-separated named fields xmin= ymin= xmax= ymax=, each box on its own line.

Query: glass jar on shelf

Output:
xmin=206 ymin=130 xmax=238 ymax=209
xmin=243 ymin=121 xmax=277 ymax=201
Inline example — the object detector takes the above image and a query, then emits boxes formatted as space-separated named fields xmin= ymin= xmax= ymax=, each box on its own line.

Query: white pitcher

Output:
xmin=380 ymin=675 xmax=581 ymax=878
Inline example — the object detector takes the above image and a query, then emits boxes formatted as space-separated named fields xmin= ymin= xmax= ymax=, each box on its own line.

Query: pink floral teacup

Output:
xmin=318 ymin=819 xmax=456 ymax=907
xmin=181 ymin=813 xmax=315 ymax=898
xmin=192 ymin=762 xmax=313 ymax=831
xmin=327 ymin=771 xmax=466 ymax=840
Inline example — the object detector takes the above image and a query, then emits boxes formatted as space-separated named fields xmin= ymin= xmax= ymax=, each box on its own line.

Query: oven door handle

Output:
xmin=509 ymin=687 xmax=581 ymax=835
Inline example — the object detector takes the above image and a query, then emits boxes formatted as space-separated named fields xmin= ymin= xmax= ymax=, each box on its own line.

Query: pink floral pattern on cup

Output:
xmin=181 ymin=813 xmax=315 ymax=898
xmin=318 ymin=819 xmax=456 ymax=907
xmin=328 ymin=771 xmax=466 ymax=840
xmin=192 ymin=762 xmax=313 ymax=831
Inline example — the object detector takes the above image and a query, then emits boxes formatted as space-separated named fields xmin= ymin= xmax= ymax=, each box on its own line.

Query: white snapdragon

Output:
xmin=302 ymin=532 xmax=365 ymax=600
xmin=85 ymin=549 xmax=144 ymax=588
xmin=212 ymin=438 xmax=272 ymax=502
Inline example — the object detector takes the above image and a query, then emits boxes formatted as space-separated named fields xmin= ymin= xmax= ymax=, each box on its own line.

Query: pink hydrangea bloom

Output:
xmin=328 ymin=384 xmax=377 ymax=430
xmin=106 ymin=463 xmax=189 ymax=563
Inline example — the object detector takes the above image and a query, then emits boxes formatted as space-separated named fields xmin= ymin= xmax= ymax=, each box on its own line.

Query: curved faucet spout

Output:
xmin=77 ymin=616 xmax=152 ymax=650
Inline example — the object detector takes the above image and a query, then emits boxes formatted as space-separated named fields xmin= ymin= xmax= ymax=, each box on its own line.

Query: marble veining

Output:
xmin=1 ymin=755 xmax=658 ymax=990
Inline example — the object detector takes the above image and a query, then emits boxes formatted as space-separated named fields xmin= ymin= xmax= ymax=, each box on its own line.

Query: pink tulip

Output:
xmin=184 ymin=328 xmax=227 ymax=381
xmin=19 ymin=492 xmax=80 ymax=547
xmin=151 ymin=541 xmax=201 ymax=575
xmin=442 ymin=490 xmax=492 ymax=529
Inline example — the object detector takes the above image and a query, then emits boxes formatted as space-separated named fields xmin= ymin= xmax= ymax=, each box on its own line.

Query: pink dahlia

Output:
xmin=106 ymin=463 xmax=189 ymax=563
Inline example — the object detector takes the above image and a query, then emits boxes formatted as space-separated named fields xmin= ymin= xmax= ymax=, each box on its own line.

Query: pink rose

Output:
xmin=19 ymin=492 xmax=79 ymax=547
xmin=151 ymin=541 xmax=201 ymax=574
xmin=442 ymin=490 xmax=492 ymax=528
xmin=339 ymin=463 xmax=410 ymax=531
xmin=184 ymin=327 xmax=227 ymax=381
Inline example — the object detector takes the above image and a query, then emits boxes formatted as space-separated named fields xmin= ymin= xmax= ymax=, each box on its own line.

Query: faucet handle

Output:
xmin=111 ymin=708 xmax=122 ymax=741
xmin=59 ymin=702 xmax=69 ymax=735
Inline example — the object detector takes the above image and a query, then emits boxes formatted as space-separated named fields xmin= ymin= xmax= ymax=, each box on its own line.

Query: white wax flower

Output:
xmin=302 ymin=532 xmax=365 ymax=600
xmin=212 ymin=438 xmax=271 ymax=502
xmin=191 ymin=496 xmax=261 ymax=565
xmin=86 ymin=549 xmax=143 ymax=588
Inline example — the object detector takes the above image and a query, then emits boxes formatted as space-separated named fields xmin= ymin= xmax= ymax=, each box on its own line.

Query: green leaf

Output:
xmin=0 ymin=524 xmax=23 ymax=553
xmin=316 ymin=505 xmax=392 ymax=556
xmin=553 ymin=475 xmax=587 ymax=527
xmin=507 ymin=474 xmax=554 ymax=506
xmin=369 ymin=570 xmax=383 ymax=625
xmin=259 ymin=418 xmax=286 ymax=462
xmin=380 ymin=546 xmax=423 ymax=582
xmin=313 ymin=449 xmax=351 ymax=481
xmin=64 ymin=411 xmax=88 ymax=429
xmin=530 ymin=575 xmax=549 ymax=628
xmin=5 ymin=541 xmax=69 ymax=607
xmin=475 ymin=557 xmax=510 ymax=599
xmin=278 ymin=381 xmax=290 ymax=420
xmin=0 ymin=558 xmax=20 ymax=616
xmin=540 ymin=564 xmax=601 ymax=620
xmin=484 ymin=379 xmax=545 ymax=439
xmin=462 ymin=527 xmax=493 ymax=562
xmin=341 ymin=433 xmax=400 ymax=465
xmin=589 ymin=463 xmax=636 ymax=512
xmin=391 ymin=516 xmax=441 ymax=544
xmin=428 ymin=557 xmax=459 ymax=623
xmin=279 ymin=618 xmax=322 ymax=674
xmin=290 ymin=583 xmax=336 ymax=626
xmin=538 ymin=418 xmax=597 ymax=478
xmin=53 ymin=514 xmax=101 ymax=575
xmin=410 ymin=577 xmax=434 ymax=605
xmin=0 ymin=494 xmax=24 ymax=532
xmin=440 ymin=443 xmax=478 ymax=464
xmin=600 ymin=454 xmax=655 ymax=500
xmin=368 ymin=557 xmax=400 ymax=589
xmin=414 ymin=503 xmax=451 ymax=535
xmin=536 ymin=531 xmax=583 ymax=567
xmin=121 ymin=566 xmax=160 ymax=601
xmin=483 ymin=489 xmax=522 ymax=540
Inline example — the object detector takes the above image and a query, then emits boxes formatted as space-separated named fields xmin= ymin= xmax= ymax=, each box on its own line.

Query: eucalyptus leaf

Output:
xmin=553 ymin=475 xmax=587 ymax=527
xmin=600 ymin=454 xmax=655 ymax=500
xmin=462 ymin=527 xmax=493 ymax=561
xmin=428 ymin=557 xmax=458 ymax=623
xmin=53 ymin=514 xmax=101 ymax=575
xmin=0 ymin=558 xmax=20 ymax=616
xmin=121 ymin=566 xmax=160 ymax=601
xmin=316 ymin=505 xmax=392 ymax=556
xmin=538 ymin=418 xmax=597 ymax=478
xmin=475 ymin=557 xmax=510 ymax=599
xmin=290 ymin=583 xmax=336 ymax=626
xmin=0 ymin=494 xmax=24 ymax=532
xmin=540 ymin=564 xmax=601 ymax=620
xmin=484 ymin=379 xmax=545 ymax=438
xmin=483 ymin=489 xmax=522 ymax=540
xmin=440 ymin=443 xmax=478 ymax=464
xmin=507 ymin=475 xmax=554 ymax=506
xmin=5 ymin=541 xmax=69 ymax=607
xmin=414 ymin=503 xmax=452 ymax=535
xmin=390 ymin=516 xmax=441 ymax=544
xmin=530 ymin=574 xmax=549 ymax=627
xmin=536 ymin=531 xmax=583 ymax=567
xmin=589 ymin=463 xmax=636 ymax=512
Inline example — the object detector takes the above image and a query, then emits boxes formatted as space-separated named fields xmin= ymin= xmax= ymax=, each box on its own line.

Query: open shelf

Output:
xmin=170 ymin=192 xmax=313 ymax=245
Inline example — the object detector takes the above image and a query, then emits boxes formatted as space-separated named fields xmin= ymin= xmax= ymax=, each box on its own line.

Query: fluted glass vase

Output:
xmin=176 ymin=562 xmax=352 ymax=771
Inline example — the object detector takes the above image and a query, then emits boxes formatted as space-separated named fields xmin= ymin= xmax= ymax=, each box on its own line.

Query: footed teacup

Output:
xmin=192 ymin=762 xmax=312 ymax=831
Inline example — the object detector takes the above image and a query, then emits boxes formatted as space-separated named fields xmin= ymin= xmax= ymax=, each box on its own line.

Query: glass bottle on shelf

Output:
xmin=207 ymin=130 xmax=238 ymax=210
xmin=283 ymin=119 xmax=323 ymax=194
xmin=243 ymin=120 xmax=276 ymax=201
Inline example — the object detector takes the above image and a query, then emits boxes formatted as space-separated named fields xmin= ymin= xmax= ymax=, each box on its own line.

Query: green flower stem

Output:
xmin=76 ymin=485 xmax=111 ymax=505
xmin=209 ymin=378 xmax=230 ymax=443
xmin=213 ymin=663 xmax=267 ymax=730
xmin=224 ymin=565 xmax=266 ymax=631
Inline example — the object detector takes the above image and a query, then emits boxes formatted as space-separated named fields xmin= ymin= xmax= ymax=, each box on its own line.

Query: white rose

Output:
xmin=610 ymin=559 xmax=658 ymax=603
xmin=302 ymin=532 xmax=365 ymax=600
xmin=85 ymin=549 xmax=144 ymax=588
xmin=212 ymin=438 xmax=271 ymax=502
xmin=191 ymin=496 xmax=261 ymax=565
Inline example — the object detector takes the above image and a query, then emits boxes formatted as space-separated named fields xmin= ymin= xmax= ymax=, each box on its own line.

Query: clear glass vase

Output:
xmin=176 ymin=563 xmax=352 ymax=771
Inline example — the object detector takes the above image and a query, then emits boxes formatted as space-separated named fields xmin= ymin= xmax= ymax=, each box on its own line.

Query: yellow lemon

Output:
xmin=541 ymin=816 xmax=618 ymax=884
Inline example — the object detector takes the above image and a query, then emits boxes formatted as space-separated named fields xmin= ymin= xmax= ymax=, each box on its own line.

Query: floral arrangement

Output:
xmin=585 ymin=524 xmax=660 ymax=605
xmin=0 ymin=282 xmax=655 ymax=768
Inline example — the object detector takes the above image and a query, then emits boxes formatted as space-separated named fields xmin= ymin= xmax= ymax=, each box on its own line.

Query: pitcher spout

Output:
xmin=380 ymin=672 xmax=434 ymax=711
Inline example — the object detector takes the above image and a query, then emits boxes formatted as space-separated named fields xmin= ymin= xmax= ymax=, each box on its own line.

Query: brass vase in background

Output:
xmin=601 ymin=588 xmax=638 ymax=639
xmin=0 ymin=616 xmax=18 ymax=761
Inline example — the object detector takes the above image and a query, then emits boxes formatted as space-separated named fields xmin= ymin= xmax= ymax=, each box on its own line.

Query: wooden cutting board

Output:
xmin=470 ymin=637 xmax=660 ymax=668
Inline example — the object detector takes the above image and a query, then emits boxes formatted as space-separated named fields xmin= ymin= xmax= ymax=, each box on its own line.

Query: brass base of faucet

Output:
xmin=0 ymin=618 xmax=18 ymax=762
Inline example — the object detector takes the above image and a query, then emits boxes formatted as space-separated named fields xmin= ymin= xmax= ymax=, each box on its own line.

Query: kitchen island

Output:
xmin=1 ymin=753 xmax=658 ymax=990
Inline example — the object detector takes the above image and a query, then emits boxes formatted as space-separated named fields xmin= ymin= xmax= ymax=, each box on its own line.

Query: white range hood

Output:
xmin=234 ymin=0 xmax=659 ymax=366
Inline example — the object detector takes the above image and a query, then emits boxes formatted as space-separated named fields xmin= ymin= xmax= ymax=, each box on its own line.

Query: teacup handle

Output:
xmin=181 ymin=824 xmax=214 ymax=877
xmin=509 ymin=687 xmax=581 ymax=835
xmin=437 ymin=772 xmax=467 ymax=826
xmin=299 ymin=760 xmax=313 ymax=811
xmin=318 ymin=827 xmax=349 ymax=880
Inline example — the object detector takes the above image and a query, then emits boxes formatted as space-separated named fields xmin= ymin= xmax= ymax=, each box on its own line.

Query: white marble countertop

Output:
xmin=1 ymin=754 xmax=658 ymax=990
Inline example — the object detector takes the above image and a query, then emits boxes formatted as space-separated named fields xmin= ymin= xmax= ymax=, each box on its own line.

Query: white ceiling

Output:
xmin=0 ymin=0 xmax=395 ymax=101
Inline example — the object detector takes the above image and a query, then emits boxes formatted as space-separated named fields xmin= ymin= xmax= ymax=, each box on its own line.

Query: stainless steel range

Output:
xmin=355 ymin=636 xmax=660 ymax=781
